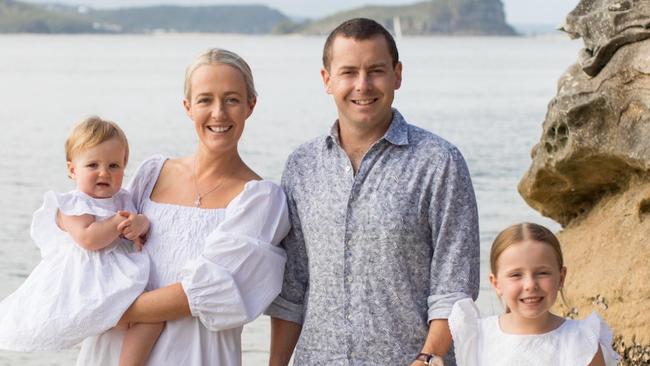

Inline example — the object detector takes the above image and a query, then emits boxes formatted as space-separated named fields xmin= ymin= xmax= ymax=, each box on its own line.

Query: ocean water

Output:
xmin=0 ymin=33 xmax=581 ymax=365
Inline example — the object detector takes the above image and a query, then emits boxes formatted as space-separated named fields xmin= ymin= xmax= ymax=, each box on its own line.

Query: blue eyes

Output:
xmin=196 ymin=97 xmax=240 ymax=105
xmin=85 ymin=163 xmax=120 ymax=169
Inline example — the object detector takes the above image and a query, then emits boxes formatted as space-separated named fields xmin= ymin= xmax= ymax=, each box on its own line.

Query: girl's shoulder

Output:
xmin=30 ymin=189 xmax=133 ymax=257
xmin=48 ymin=189 xmax=133 ymax=218
xmin=558 ymin=313 xmax=619 ymax=365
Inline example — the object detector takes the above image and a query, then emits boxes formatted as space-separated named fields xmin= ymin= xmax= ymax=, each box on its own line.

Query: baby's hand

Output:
xmin=117 ymin=211 xmax=151 ymax=245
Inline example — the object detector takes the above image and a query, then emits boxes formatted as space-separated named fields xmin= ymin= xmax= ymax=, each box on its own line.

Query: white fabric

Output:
xmin=76 ymin=155 xmax=289 ymax=366
xmin=0 ymin=189 xmax=150 ymax=351
xmin=448 ymin=298 xmax=620 ymax=366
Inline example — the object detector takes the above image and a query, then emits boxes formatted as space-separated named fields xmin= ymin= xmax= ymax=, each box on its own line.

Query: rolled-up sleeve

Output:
xmin=427 ymin=147 xmax=480 ymax=321
xmin=180 ymin=181 xmax=290 ymax=331
xmin=264 ymin=154 xmax=309 ymax=325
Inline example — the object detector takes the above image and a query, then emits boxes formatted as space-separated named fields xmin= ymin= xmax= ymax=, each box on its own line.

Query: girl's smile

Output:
xmin=490 ymin=239 xmax=567 ymax=334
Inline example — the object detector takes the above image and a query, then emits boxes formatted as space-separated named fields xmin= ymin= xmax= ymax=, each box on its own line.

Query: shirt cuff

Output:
xmin=427 ymin=292 xmax=473 ymax=321
xmin=180 ymin=259 xmax=250 ymax=331
xmin=264 ymin=296 xmax=304 ymax=325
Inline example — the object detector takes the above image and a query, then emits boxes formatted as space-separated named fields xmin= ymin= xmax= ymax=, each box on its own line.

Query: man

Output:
xmin=266 ymin=18 xmax=479 ymax=366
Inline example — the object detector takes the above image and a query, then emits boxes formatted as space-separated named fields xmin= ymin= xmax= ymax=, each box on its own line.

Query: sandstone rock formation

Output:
xmin=519 ymin=0 xmax=650 ymax=362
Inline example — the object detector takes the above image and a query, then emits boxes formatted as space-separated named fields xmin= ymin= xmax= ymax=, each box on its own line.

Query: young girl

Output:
xmin=449 ymin=222 xmax=619 ymax=366
xmin=0 ymin=117 xmax=163 ymax=365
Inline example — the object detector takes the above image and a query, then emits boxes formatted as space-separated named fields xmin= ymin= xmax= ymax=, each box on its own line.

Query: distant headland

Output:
xmin=0 ymin=0 xmax=516 ymax=36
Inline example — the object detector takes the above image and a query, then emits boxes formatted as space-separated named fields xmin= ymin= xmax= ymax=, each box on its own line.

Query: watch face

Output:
xmin=429 ymin=356 xmax=444 ymax=366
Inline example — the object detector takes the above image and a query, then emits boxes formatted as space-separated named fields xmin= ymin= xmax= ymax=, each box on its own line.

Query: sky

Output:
xmin=23 ymin=0 xmax=579 ymax=26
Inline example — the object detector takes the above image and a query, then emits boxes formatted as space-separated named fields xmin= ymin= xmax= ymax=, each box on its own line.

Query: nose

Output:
xmin=211 ymin=100 xmax=227 ymax=120
xmin=523 ymin=275 xmax=538 ymax=291
xmin=355 ymin=71 xmax=371 ymax=93
xmin=98 ymin=166 xmax=110 ymax=177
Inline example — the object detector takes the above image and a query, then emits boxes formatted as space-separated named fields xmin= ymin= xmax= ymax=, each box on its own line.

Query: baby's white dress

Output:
xmin=76 ymin=155 xmax=290 ymax=366
xmin=449 ymin=298 xmax=620 ymax=366
xmin=0 ymin=189 xmax=150 ymax=351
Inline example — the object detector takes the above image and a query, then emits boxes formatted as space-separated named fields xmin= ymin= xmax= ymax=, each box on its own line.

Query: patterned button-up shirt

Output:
xmin=266 ymin=110 xmax=480 ymax=366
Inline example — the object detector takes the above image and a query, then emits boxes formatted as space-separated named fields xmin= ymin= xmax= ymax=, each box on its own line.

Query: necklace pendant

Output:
xmin=193 ymin=196 xmax=201 ymax=207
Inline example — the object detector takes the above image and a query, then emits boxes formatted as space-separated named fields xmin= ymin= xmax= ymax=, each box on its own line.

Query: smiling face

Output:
xmin=490 ymin=239 xmax=567 ymax=321
xmin=67 ymin=138 xmax=127 ymax=199
xmin=183 ymin=63 xmax=256 ymax=154
xmin=321 ymin=35 xmax=402 ymax=134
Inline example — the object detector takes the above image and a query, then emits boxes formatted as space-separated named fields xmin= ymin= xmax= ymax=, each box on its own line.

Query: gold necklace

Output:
xmin=192 ymin=157 xmax=226 ymax=208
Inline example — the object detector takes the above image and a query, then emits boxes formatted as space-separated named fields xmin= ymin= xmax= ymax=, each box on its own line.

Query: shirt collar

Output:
xmin=326 ymin=108 xmax=410 ymax=148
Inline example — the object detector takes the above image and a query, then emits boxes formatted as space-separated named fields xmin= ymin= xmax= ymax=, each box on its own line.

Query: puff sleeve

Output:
xmin=448 ymin=298 xmax=481 ymax=366
xmin=180 ymin=181 xmax=290 ymax=331
xmin=570 ymin=312 xmax=620 ymax=366
xmin=125 ymin=155 xmax=166 ymax=212
xmin=30 ymin=189 xmax=134 ymax=258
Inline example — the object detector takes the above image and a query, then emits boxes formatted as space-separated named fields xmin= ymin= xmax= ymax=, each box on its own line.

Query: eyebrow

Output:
xmin=195 ymin=91 xmax=243 ymax=98
xmin=367 ymin=62 xmax=388 ymax=69
xmin=337 ymin=62 xmax=388 ymax=71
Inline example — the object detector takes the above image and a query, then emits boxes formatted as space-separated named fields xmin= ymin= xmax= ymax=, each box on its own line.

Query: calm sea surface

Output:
xmin=0 ymin=34 xmax=580 ymax=365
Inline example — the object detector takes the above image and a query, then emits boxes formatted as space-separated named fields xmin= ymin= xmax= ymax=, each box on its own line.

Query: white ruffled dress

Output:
xmin=449 ymin=298 xmax=620 ymax=366
xmin=0 ymin=189 xmax=150 ymax=351
xmin=76 ymin=155 xmax=290 ymax=366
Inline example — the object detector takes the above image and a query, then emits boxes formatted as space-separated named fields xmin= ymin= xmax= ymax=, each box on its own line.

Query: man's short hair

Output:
xmin=322 ymin=18 xmax=399 ymax=71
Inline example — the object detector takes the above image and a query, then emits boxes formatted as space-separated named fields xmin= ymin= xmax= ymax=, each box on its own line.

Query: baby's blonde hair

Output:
xmin=65 ymin=116 xmax=129 ymax=165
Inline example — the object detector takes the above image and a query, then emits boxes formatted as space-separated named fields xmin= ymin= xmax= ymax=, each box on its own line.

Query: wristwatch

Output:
xmin=414 ymin=352 xmax=444 ymax=366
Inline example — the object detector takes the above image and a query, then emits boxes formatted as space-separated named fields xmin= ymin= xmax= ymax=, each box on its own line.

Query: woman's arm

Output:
xmin=119 ymin=283 xmax=191 ymax=324
xmin=57 ymin=211 xmax=126 ymax=251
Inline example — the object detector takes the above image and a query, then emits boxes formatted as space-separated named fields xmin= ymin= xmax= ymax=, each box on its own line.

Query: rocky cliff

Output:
xmin=519 ymin=0 xmax=650 ymax=362
xmin=276 ymin=0 xmax=516 ymax=36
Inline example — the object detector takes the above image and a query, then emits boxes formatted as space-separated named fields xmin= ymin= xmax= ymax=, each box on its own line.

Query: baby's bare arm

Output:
xmin=57 ymin=210 xmax=126 ymax=251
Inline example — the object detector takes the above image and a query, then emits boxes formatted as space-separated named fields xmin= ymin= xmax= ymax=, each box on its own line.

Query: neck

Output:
xmin=337 ymin=112 xmax=393 ymax=163
xmin=501 ymin=311 xmax=561 ymax=335
xmin=193 ymin=148 xmax=242 ymax=179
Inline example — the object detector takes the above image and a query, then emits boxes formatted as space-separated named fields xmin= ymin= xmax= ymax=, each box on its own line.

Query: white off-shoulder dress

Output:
xmin=448 ymin=298 xmax=620 ymax=366
xmin=76 ymin=155 xmax=289 ymax=366
xmin=0 ymin=189 xmax=150 ymax=351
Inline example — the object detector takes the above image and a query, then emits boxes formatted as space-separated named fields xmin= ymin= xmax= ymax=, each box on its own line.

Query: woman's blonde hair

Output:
xmin=65 ymin=116 xmax=129 ymax=165
xmin=183 ymin=48 xmax=257 ymax=103
xmin=490 ymin=222 xmax=567 ymax=311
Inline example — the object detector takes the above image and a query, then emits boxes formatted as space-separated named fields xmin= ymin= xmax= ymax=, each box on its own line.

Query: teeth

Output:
xmin=208 ymin=126 xmax=231 ymax=133
xmin=352 ymin=99 xmax=375 ymax=105
xmin=521 ymin=297 xmax=542 ymax=304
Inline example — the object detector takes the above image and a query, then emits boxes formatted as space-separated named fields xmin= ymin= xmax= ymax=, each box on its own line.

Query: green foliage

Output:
xmin=297 ymin=0 xmax=517 ymax=36
xmin=0 ymin=0 xmax=514 ymax=35
xmin=0 ymin=0 xmax=98 ymax=33
xmin=88 ymin=5 xmax=289 ymax=34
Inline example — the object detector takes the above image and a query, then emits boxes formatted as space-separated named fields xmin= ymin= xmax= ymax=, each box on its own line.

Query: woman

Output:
xmin=76 ymin=49 xmax=290 ymax=365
